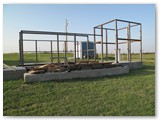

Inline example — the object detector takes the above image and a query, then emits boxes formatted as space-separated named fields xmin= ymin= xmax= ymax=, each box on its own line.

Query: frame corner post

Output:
xmin=93 ymin=27 xmax=96 ymax=61
xmin=19 ymin=31 xmax=24 ymax=66
xmin=140 ymin=24 xmax=142 ymax=62
xmin=115 ymin=19 xmax=119 ymax=63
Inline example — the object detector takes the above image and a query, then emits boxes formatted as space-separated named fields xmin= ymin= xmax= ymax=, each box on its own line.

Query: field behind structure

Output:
xmin=3 ymin=53 xmax=155 ymax=116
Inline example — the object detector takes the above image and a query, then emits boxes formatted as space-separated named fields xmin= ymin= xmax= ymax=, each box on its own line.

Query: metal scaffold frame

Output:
xmin=94 ymin=19 xmax=142 ymax=63
xmin=19 ymin=30 xmax=101 ymax=66
xmin=19 ymin=19 xmax=142 ymax=66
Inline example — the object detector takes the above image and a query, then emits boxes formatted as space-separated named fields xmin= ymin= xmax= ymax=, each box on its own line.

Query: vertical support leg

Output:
xmin=101 ymin=25 xmax=103 ymax=63
xmin=140 ymin=24 xmax=142 ymax=61
xmin=57 ymin=34 xmax=60 ymax=63
xmin=127 ymin=27 xmax=129 ymax=61
xmin=64 ymin=41 xmax=67 ymax=64
xmin=77 ymin=41 xmax=79 ymax=61
xmin=19 ymin=31 xmax=24 ymax=66
xmin=106 ymin=29 xmax=108 ymax=61
xmin=19 ymin=32 xmax=22 ymax=65
xmin=94 ymin=27 xmax=96 ymax=61
xmin=50 ymin=41 xmax=53 ymax=63
xmin=74 ymin=34 xmax=76 ymax=63
xmin=115 ymin=20 xmax=118 ymax=63
xmin=35 ymin=40 xmax=38 ymax=63
xmin=129 ymin=23 xmax=131 ymax=62
xmin=127 ymin=23 xmax=131 ymax=62
xmin=87 ymin=36 xmax=89 ymax=61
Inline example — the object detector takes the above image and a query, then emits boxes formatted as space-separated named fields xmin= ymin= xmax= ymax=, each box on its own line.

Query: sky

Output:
xmin=3 ymin=4 xmax=155 ymax=53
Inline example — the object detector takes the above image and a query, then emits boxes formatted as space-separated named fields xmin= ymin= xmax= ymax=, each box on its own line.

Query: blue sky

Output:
xmin=3 ymin=4 xmax=155 ymax=53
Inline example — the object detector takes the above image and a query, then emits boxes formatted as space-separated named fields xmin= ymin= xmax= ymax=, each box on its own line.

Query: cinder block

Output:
xmin=3 ymin=67 xmax=26 ymax=80
xmin=119 ymin=61 xmax=143 ymax=69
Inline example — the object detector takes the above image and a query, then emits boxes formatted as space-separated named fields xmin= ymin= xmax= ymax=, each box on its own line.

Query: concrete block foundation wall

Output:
xmin=3 ymin=61 xmax=143 ymax=82
xmin=24 ymin=66 xmax=129 ymax=83
xmin=3 ymin=67 xmax=26 ymax=81
xmin=119 ymin=61 xmax=143 ymax=69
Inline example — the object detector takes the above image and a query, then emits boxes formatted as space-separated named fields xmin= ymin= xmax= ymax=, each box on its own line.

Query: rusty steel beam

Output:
xmin=23 ymin=39 xmax=76 ymax=42
xmin=118 ymin=38 xmax=141 ymax=41
xmin=116 ymin=19 xmax=141 ymax=25
xmin=95 ymin=27 xmax=115 ymax=31
xmin=95 ymin=19 xmax=116 ymax=28
xmin=118 ymin=24 xmax=140 ymax=31
xmin=21 ymin=30 xmax=101 ymax=37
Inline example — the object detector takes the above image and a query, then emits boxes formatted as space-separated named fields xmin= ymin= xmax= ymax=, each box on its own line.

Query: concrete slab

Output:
xmin=24 ymin=66 xmax=129 ymax=83
xmin=118 ymin=61 xmax=143 ymax=69
xmin=3 ymin=67 xmax=26 ymax=80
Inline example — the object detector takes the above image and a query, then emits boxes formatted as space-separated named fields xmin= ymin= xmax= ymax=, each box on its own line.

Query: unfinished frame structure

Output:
xmin=19 ymin=30 xmax=101 ymax=66
xmin=19 ymin=19 xmax=142 ymax=66
xmin=94 ymin=19 xmax=142 ymax=63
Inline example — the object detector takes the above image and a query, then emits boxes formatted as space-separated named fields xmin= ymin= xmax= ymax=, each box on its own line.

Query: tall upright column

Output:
xmin=57 ymin=34 xmax=60 ymax=63
xmin=19 ymin=31 xmax=24 ymax=66
xmin=50 ymin=41 xmax=53 ymax=63
xmin=127 ymin=23 xmax=131 ymax=62
xmin=106 ymin=29 xmax=108 ymax=61
xmin=87 ymin=36 xmax=89 ymax=61
xmin=94 ymin=27 xmax=96 ymax=61
xmin=140 ymin=24 xmax=142 ymax=61
xmin=74 ymin=34 xmax=76 ymax=63
xmin=35 ymin=40 xmax=38 ymax=63
xmin=101 ymin=25 xmax=103 ymax=63
xmin=115 ymin=20 xmax=118 ymax=63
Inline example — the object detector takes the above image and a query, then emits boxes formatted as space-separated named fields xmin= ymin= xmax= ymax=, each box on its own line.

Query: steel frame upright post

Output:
xmin=35 ymin=40 xmax=38 ymax=63
xmin=64 ymin=41 xmax=67 ymax=64
xmin=87 ymin=36 xmax=89 ymax=61
xmin=74 ymin=34 xmax=76 ymax=63
xmin=77 ymin=41 xmax=79 ymax=61
xmin=127 ymin=23 xmax=131 ymax=62
xmin=140 ymin=24 xmax=142 ymax=61
xmin=50 ymin=41 xmax=53 ymax=63
xmin=57 ymin=34 xmax=60 ymax=63
xmin=101 ymin=25 xmax=103 ymax=63
xmin=106 ymin=29 xmax=108 ymax=61
xmin=115 ymin=20 xmax=118 ymax=63
xmin=19 ymin=31 xmax=24 ymax=66
xmin=94 ymin=27 xmax=96 ymax=61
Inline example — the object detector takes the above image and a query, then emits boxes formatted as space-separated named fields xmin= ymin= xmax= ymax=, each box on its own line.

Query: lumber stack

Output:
xmin=28 ymin=61 xmax=115 ymax=74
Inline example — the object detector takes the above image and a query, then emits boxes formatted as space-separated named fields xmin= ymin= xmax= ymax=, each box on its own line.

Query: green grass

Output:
xmin=3 ymin=52 xmax=74 ymax=66
xmin=3 ymin=53 xmax=155 ymax=116
xmin=3 ymin=52 xmax=143 ymax=66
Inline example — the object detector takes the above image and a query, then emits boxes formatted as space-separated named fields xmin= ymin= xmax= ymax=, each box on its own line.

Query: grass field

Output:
xmin=3 ymin=53 xmax=155 ymax=116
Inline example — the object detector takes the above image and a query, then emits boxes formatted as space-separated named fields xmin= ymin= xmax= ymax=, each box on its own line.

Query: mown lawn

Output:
xmin=3 ymin=53 xmax=155 ymax=116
